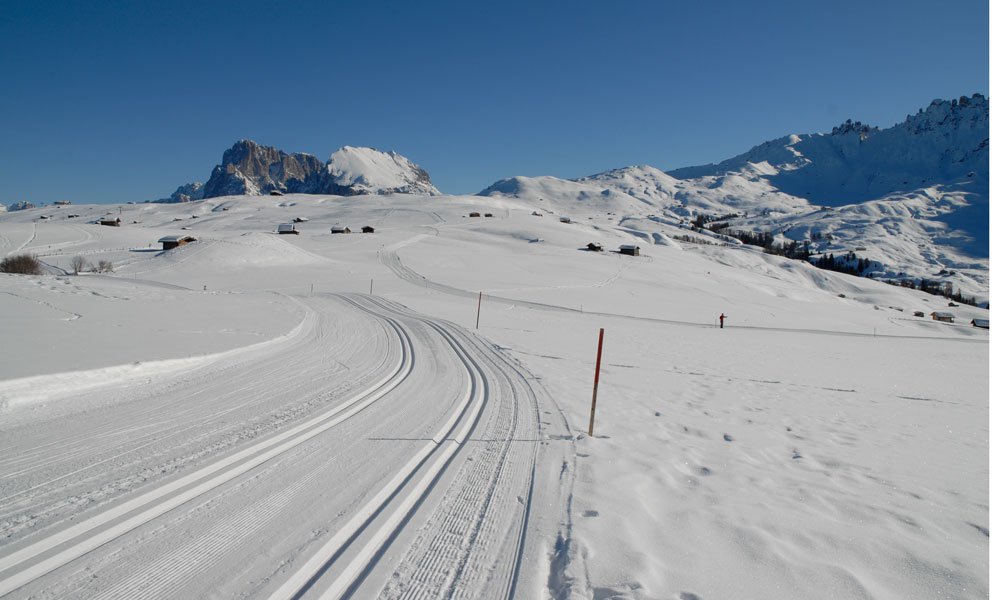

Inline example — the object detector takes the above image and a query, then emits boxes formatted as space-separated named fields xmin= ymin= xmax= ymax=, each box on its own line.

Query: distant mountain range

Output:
xmin=150 ymin=95 xmax=988 ymax=297
xmin=157 ymin=141 xmax=439 ymax=202
xmin=479 ymin=94 xmax=988 ymax=295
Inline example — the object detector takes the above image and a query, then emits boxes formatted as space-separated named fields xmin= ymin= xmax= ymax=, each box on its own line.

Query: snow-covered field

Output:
xmin=0 ymin=194 xmax=988 ymax=599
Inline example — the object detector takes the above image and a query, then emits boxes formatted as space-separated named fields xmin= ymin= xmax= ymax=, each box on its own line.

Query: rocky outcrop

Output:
xmin=202 ymin=140 xmax=327 ymax=198
xmin=151 ymin=182 xmax=204 ymax=203
xmin=169 ymin=140 xmax=440 ymax=200
xmin=8 ymin=201 xmax=35 ymax=211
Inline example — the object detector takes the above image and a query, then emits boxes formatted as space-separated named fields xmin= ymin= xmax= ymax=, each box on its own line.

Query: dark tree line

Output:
xmin=812 ymin=251 xmax=872 ymax=276
xmin=691 ymin=220 xmax=982 ymax=306
xmin=891 ymin=278 xmax=980 ymax=306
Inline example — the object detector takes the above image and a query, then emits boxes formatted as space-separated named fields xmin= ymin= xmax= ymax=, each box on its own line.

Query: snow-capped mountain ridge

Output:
xmin=326 ymin=146 xmax=439 ymax=196
xmin=479 ymin=94 xmax=989 ymax=299
xmin=669 ymin=94 xmax=988 ymax=205
xmin=162 ymin=141 xmax=438 ymax=201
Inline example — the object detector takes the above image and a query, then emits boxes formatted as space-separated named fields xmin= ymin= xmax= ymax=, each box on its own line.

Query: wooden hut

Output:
xmin=469 ymin=212 xmax=481 ymax=217
xmin=619 ymin=244 xmax=640 ymax=256
xmin=971 ymin=318 xmax=989 ymax=329
xmin=586 ymin=242 xmax=604 ymax=252
xmin=277 ymin=223 xmax=299 ymax=235
xmin=362 ymin=226 xmax=375 ymax=233
xmin=330 ymin=225 xmax=351 ymax=234
xmin=930 ymin=311 xmax=955 ymax=323
xmin=99 ymin=217 xmax=122 ymax=227
xmin=158 ymin=235 xmax=197 ymax=250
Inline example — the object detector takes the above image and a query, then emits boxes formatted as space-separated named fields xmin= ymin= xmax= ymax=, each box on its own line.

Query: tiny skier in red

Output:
xmin=719 ymin=313 xmax=726 ymax=329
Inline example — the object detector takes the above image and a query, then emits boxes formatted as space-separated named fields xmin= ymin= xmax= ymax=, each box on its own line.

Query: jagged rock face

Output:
xmin=202 ymin=140 xmax=327 ymax=198
xmin=192 ymin=141 xmax=438 ymax=199
xmin=8 ymin=201 xmax=35 ymax=211
xmin=669 ymin=94 xmax=989 ymax=205
xmin=160 ymin=182 xmax=205 ymax=203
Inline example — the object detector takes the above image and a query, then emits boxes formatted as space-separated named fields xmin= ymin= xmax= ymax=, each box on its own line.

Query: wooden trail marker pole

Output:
xmin=476 ymin=292 xmax=483 ymax=330
xmin=370 ymin=279 xmax=373 ymax=295
xmin=588 ymin=328 xmax=605 ymax=437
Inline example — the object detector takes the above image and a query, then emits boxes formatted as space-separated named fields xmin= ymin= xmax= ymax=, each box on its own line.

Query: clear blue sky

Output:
xmin=1 ymin=0 xmax=988 ymax=205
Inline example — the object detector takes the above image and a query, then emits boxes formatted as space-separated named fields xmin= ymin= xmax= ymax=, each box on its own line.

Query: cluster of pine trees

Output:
xmin=811 ymin=251 xmax=872 ymax=276
xmin=689 ymin=214 xmax=983 ymax=307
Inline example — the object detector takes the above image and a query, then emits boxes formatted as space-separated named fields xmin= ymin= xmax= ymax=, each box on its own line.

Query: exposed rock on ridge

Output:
xmin=164 ymin=140 xmax=440 ymax=200
xmin=203 ymin=140 xmax=327 ymax=198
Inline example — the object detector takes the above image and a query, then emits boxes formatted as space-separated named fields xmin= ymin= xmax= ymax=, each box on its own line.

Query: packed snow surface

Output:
xmin=0 ymin=193 xmax=987 ymax=599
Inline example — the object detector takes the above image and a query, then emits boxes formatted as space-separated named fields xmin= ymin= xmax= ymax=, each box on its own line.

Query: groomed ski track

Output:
xmin=0 ymin=293 xmax=553 ymax=599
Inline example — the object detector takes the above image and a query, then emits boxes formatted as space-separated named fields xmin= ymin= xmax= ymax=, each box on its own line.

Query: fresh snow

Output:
xmin=0 ymin=191 xmax=987 ymax=600
xmin=326 ymin=146 xmax=440 ymax=196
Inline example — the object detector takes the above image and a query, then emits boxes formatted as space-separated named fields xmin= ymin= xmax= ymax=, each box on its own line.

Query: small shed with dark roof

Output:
xmin=158 ymin=235 xmax=197 ymax=250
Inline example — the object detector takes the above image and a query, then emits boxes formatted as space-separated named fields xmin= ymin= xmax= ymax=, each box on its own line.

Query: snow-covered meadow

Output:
xmin=0 ymin=193 xmax=988 ymax=599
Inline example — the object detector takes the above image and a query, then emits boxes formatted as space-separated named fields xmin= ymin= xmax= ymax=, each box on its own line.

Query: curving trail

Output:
xmin=0 ymin=294 xmax=547 ymax=599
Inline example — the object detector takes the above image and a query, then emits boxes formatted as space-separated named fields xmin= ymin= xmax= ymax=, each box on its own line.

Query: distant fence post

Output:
xmin=588 ymin=328 xmax=605 ymax=437
xmin=476 ymin=291 xmax=483 ymax=330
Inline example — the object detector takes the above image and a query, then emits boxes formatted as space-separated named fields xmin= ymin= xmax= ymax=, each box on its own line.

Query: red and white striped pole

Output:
xmin=588 ymin=328 xmax=605 ymax=437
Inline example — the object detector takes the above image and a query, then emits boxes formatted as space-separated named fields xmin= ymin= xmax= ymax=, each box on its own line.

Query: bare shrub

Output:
xmin=97 ymin=260 xmax=114 ymax=273
xmin=0 ymin=254 xmax=43 ymax=275
xmin=71 ymin=255 xmax=89 ymax=274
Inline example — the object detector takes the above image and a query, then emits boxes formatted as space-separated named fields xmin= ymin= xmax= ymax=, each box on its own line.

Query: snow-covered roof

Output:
xmin=158 ymin=235 xmax=196 ymax=243
xmin=620 ymin=244 xmax=639 ymax=250
xmin=931 ymin=311 xmax=955 ymax=318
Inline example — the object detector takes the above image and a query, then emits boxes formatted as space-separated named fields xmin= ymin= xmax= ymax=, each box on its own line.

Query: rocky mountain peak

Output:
xmin=830 ymin=119 xmax=878 ymax=138
xmin=165 ymin=141 xmax=438 ymax=200
xmin=202 ymin=140 xmax=326 ymax=198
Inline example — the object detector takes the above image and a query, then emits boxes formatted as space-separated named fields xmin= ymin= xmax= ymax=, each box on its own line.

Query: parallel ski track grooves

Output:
xmin=377 ymin=299 xmax=540 ymax=600
xmin=370 ymin=297 xmax=540 ymax=600
xmin=0 ymin=304 xmax=326 ymax=473
xmin=0 ymin=299 xmax=415 ymax=598
xmin=268 ymin=296 xmax=494 ymax=600
xmin=0 ymin=301 xmax=389 ymax=527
